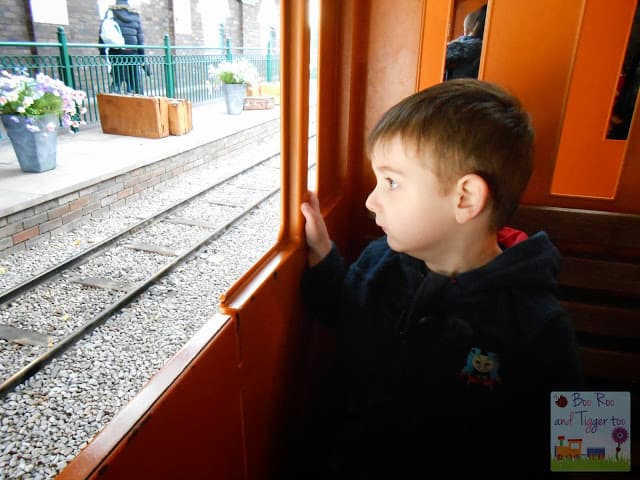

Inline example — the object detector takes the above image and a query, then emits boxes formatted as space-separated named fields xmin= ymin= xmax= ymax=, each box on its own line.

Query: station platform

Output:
xmin=0 ymin=101 xmax=281 ymax=219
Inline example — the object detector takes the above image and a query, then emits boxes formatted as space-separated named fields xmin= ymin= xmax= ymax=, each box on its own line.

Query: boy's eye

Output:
xmin=386 ymin=178 xmax=398 ymax=189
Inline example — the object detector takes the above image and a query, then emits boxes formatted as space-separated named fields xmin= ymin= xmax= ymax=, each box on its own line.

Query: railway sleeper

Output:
xmin=0 ymin=324 xmax=51 ymax=346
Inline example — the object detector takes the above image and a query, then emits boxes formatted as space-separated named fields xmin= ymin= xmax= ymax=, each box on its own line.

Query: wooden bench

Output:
xmin=512 ymin=206 xmax=639 ymax=473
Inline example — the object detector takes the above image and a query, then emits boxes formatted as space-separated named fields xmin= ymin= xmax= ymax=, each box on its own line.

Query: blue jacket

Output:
xmin=445 ymin=35 xmax=483 ymax=79
xmin=301 ymin=231 xmax=583 ymax=477
xmin=110 ymin=4 xmax=145 ymax=55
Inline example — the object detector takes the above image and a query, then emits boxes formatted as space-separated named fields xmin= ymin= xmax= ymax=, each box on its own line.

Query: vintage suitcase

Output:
xmin=97 ymin=93 xmax=169 ymax=139
xmin=258 ymin=82 xmax=280 ymax=105
xmin=167 ymin=99 xmax=193 ymax=135
xmin=243 ymin=96 xmax=275 ymax=110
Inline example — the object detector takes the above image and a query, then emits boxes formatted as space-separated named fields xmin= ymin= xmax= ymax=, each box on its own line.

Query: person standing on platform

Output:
xmin=105 ymin=0 xmax=149 ymax=94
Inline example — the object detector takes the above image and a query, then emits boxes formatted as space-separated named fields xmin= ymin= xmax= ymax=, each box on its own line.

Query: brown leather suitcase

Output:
xmin=243 ymin=96 xmax=275 ymax=110
xmin=167 ymin=99 xmax=193 ymax=135
xmin=97 ymin=94 xmax=169 ymax=139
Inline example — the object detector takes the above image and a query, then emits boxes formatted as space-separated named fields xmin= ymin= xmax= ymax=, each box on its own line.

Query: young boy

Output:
xmin=299 ymin=79 xmax=583 ymax=477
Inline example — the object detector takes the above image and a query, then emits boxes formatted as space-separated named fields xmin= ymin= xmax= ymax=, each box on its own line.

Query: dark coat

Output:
xmin=445 ymin=35 xmax=483 ymax=80
xmin=300 ymin=232 xmax=583 ymax=477
xmin=98 ymin=4 xmax=145 ymax=55
xmin=111 ymin=4 xmax=145 ymax=54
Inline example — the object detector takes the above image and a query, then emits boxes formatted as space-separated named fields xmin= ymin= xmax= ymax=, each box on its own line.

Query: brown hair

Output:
xmin=463 ymin=4 xmax=487 ymax=38
xmin=367 ymin=79 xmax=534 ymax=230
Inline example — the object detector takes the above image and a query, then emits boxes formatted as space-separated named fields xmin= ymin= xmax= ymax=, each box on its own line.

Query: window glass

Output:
xmin=607 ymin=3 xmax=640 ymax=140
xmin=444 ymin=2 xmax=487 ymax=81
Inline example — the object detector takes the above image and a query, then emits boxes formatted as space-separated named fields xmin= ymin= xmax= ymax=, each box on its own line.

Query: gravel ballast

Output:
xmin=0 ymin=132 xmax=318 ymax=479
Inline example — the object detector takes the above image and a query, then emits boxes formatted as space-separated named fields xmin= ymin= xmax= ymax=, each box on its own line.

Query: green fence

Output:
xmin=0 ymin=27 xmax=280 ymax=126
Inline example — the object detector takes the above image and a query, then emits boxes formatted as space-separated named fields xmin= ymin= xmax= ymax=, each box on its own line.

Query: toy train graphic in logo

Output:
xmin=554 ymin=436 xmax=605 ymax=460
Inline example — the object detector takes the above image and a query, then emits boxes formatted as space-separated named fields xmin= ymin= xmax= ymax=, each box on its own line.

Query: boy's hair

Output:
xmin=367 ymin=79 xmax=534 ymax=230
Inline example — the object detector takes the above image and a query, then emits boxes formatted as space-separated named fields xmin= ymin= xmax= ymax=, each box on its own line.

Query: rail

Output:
xmin=0 ymin=27 xmax=281 ymax=126
xmin=0 ymin=152 xmax=282 ymax=399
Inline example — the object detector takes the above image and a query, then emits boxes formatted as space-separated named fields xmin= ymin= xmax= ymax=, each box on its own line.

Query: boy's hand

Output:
xmin=300 ymin=191 xmax=332 ymax=267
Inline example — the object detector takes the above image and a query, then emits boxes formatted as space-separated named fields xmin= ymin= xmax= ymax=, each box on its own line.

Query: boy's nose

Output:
xmin=365 ymin=189 xmax=377 ymax=213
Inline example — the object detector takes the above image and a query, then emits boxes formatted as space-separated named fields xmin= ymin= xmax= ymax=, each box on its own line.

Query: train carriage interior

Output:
xmin=57 ymin=0 xmax=638 ymax=478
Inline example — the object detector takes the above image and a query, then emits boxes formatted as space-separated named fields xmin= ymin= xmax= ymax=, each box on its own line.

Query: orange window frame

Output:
xmin=550 ymin=0 xmax=638 ymax=199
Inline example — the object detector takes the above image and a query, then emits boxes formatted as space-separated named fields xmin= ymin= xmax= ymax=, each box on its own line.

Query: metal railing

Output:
xmin=0 ymin=27 xmax=280 ymax=126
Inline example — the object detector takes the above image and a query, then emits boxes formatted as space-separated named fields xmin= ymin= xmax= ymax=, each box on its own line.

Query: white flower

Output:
xmin=209 ymin=60 xmax=260 ymax=86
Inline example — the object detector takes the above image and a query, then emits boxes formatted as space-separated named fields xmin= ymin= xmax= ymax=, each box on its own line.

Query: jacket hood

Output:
xmin=453 ymin=231 xmax=561 ymax=296
xmin=395 ymin=232 xmax=563 ymax=346
xmin=110 ymin=4 xmax=139 ymax=13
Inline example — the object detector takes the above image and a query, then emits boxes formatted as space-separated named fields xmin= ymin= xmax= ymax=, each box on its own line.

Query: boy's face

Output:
xmin=366 ymin=136 xmax=458 ymax=261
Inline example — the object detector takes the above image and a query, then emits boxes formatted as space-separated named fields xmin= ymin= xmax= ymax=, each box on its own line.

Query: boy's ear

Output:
xmin=453 ymin=173 xmax=490 ymax=224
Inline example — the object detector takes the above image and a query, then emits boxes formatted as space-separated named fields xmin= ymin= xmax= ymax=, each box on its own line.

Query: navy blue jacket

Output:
xmin=111 ymin=5 xmax=145 ymax=54
xmin=98 ymin=5 xmax=145 ymax=56
xmin=301 ymin=232 xmax=583 ymax=477
xmin=445 ymin=35 xmax=483 ymax=79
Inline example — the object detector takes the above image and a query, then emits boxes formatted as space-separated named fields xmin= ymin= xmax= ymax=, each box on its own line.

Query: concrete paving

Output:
xmin=0 ymin=101 xmax=281 ymax=218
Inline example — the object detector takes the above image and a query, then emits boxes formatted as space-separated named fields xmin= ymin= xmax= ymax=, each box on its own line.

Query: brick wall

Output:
xmin=0 ymin=118 xmax=280 ymax=258
xmin=0 ymin=0 xmax=278 ymax=51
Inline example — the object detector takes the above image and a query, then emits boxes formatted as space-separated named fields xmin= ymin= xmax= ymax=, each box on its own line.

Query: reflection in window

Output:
xmin=444 ymin=3 xmax=487 ymax=80
xmin=608 ymin=3 xmax=640 ymax=140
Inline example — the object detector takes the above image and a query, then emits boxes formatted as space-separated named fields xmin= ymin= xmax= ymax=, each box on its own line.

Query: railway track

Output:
xmin=0 ymin=153 xmax=281 ymax=398
xmin=0 ymin=132 xmax=316 ymax=479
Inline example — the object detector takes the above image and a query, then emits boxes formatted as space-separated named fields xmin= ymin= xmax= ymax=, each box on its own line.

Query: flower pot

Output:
xmin=223 ymin=83 xmax=247 ymax=115
xmin=1 ymin=114 xmax=59 ymax=173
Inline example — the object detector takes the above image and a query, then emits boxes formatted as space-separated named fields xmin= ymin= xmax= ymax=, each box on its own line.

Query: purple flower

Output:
xmin=0 ymin=70 xmax=87 ymax=133
xmin=612 ymin=427 xmax=629 ymax=444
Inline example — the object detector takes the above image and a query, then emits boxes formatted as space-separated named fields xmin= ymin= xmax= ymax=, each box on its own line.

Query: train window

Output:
xmin=607 ymin=2 xmax=640 ymax=140
xmin=229 ymin=0 xmax=281 ymax=259
xmin=444 ymin=1 xmax=487 ymax=81
xmin=219 ymin=0 xmax=316 ymax=306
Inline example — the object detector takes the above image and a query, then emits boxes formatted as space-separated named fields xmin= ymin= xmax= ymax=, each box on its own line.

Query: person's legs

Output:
xmin=124 ymin=64 xmax=134 ymax=94
xmin=109 ymin=54 xmax=123 ymax=93
xmin=131 ymin=57 xmax=142 ymax=95
xmin=122 ymin=52 xmax=142 ymax=94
